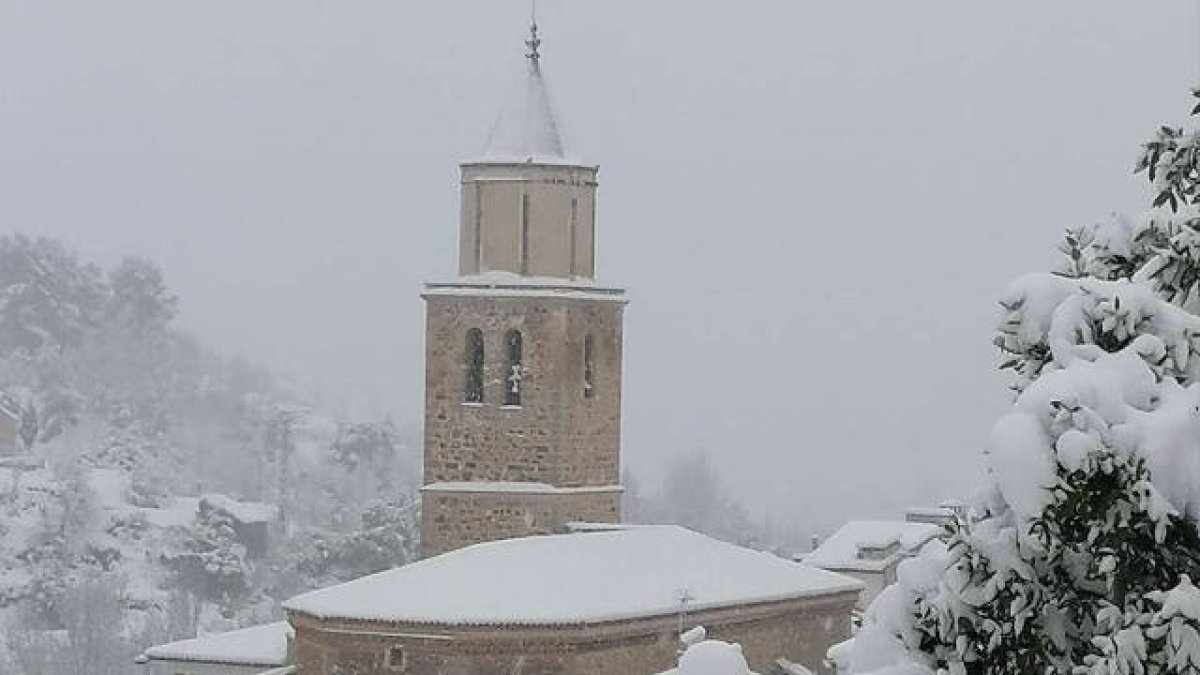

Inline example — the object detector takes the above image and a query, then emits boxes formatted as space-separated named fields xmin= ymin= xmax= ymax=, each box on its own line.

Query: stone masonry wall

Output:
xmin=420 ymin=487 xmax=621 ymax=557
xmin=289 ymin=591 xmax=858 ymax=675
xmin=423 ymin=293 xmax=623 ymax=488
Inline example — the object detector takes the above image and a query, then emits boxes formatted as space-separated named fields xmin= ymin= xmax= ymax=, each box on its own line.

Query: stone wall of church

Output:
xmin=420 ymin=487 xmax=621 ymax=557
xmin=289 ymin=591 xmax=858 ymax=675
xmin=422 ymin=293 xmax=624 ymax=489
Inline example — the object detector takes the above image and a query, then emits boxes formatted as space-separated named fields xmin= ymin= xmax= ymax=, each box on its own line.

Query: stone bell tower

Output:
xmin=420 ymin=21 xmax=626 ymax=557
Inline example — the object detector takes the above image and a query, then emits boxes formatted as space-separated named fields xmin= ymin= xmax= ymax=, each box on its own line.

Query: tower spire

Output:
xmin=479 ymin=3 xmax=565 ymax=161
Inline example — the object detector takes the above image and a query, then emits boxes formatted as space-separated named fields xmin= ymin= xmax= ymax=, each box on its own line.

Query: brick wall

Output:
xmin=421 ymin=291 xmax=625 ymax=554
xmin=290 ymin=591 xmax=857 ymax=675
xmin=420 ymin=486 xmax=621 ymax=557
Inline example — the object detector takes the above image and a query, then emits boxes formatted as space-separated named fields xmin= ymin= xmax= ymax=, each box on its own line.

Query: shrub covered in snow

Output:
xmin=849 ymin=91 xmax=1200 ymax=675
xmin=669 ymin=639 xmax=757 ymax=675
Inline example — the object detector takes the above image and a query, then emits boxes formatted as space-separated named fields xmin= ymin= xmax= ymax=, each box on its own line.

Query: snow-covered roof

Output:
xmin=474 ymin=55 xmax=570 ymax=165
xmin=805 ymin=520 xmax=940 ymax=572
xmin=141 ymin=622 xmax=291 ymax=667
xmin=284 ymin=525 xmax=861 ymax=626
xmin=903 ymin=506 xmax=955 ymax=522
xmin=202 ymin=493 xmax=279 ymax=524
xmin=424 ymin=272 xmax=625 ymax=302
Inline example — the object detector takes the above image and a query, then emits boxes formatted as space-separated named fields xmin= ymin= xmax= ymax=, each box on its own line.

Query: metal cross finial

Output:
xmin=525 ymin=2 xmax=541 ymax=65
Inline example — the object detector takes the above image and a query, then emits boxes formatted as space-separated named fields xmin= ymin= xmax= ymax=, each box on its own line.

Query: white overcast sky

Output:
xmin=1 ymin=1 xmax=1195 ymax=532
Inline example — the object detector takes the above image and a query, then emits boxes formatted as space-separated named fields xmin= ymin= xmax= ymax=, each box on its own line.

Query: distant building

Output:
xmin=142 ymin=15 xmax=863 ymax=675
xmin=804 ymin=520 xmax=941 ymax=610
xmin=137 ymin=622 xmax=292 ymax=675
xmin=903 ymin=499 xmax=965 ymax=527
xmin=201 ymin=493 xmax=279 ymax=560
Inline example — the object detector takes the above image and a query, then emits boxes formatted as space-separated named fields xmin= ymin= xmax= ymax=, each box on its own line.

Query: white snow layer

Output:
xmin=847 ymin=541 xmax=953 ymax=675
xmin=283 ymin=525 xmax=862 ymax=626
xmin=477 ymin=58 xmax=569 ymax=164
xmin=658 ymin=640 xmax=759 ymax=675
xmin=142 ymin=622 xmax=291 ymax=666
xmin=423 ymin=276 xmax=626 ymax=302
xmin=201 ymin=493 xmax=279 ymax=524
xmin=805 ymin=521 xmax=941 ymax=572
xmin=988 ymin=275 xmax=1200 ymax=523
xmin=421 ymin=481 xmax=622 ymax=495
xmin=848 ymin=274 xmax=1200 ymax=674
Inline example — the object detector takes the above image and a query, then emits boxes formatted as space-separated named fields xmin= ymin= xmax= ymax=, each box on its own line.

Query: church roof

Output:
xmin=283 ymin=525 xmax=861 ymax=627
xmin=473 ymin=23 xmax=576 ymax=165
xmin=140 ymin=622 xmax=291 ymax=667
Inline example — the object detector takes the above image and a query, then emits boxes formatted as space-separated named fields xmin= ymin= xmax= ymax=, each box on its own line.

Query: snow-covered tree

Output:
xmin=7 ymin=574 xmax=137 ymax=675
xmin=0 ymin=234 xmax=424 ymax=664
xmin=671 ymin=633 xmax=758 ymax=675
xmin=164 ymin=499 xmax=252 ymax=621
xmin=0 ymin=235 xmax=104 ymax=354
xmin=849 ymin=90 xmax=1200 ymax=675
xmin=330 ymin=420 xmax=398 ymax=473
xmin=107 ymin=256 xmax=177 ymax=332
xmin=270 ymin=496 xmax=419 ymax=598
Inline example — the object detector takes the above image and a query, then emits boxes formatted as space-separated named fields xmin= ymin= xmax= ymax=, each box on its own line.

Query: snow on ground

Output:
xmin=284 ymin=525 xmax=862 ymax=626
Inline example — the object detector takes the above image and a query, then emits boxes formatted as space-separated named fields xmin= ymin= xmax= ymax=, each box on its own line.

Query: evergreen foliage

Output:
xmin=853 ymin=91 xmax=1200 ymax=675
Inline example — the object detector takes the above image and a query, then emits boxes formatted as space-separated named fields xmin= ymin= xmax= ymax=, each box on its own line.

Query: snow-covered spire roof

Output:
xmin=477 ymin=18 xmax=569 ymax=163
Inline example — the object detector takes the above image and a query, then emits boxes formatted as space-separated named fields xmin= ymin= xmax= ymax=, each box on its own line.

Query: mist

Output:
xmin=1 ymin=1 xmax=1192 ymax=533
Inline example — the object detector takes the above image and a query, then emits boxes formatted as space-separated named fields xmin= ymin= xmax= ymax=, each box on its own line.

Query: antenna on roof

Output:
xmin=675 ymin=587 xmax=695 ymax=637
xmin=525 ymin=0 xmax=542 ymax=66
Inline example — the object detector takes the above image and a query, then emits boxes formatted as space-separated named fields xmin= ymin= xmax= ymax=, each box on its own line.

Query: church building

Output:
xmin=143 ymin=19 xmax=862 ymax=675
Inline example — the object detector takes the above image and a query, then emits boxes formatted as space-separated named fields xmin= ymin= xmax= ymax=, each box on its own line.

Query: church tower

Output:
xmin=420 ymin=21 xmax=626 ymax=557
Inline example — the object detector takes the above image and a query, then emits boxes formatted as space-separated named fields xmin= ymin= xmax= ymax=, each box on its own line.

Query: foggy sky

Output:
xmin=1 ymin=1 xmax=1194 ymax=533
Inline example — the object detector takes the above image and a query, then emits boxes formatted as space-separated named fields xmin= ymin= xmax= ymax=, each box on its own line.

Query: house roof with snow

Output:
xmin=202 ymin=493 xmax=279 ymax=524
xmin=283 ymin=525 xmax=861 ymax=627
xmin=804 ymin=520 xmax=941 ymax=573
xmin=141 ymin=622 xmax=291 ymax=668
